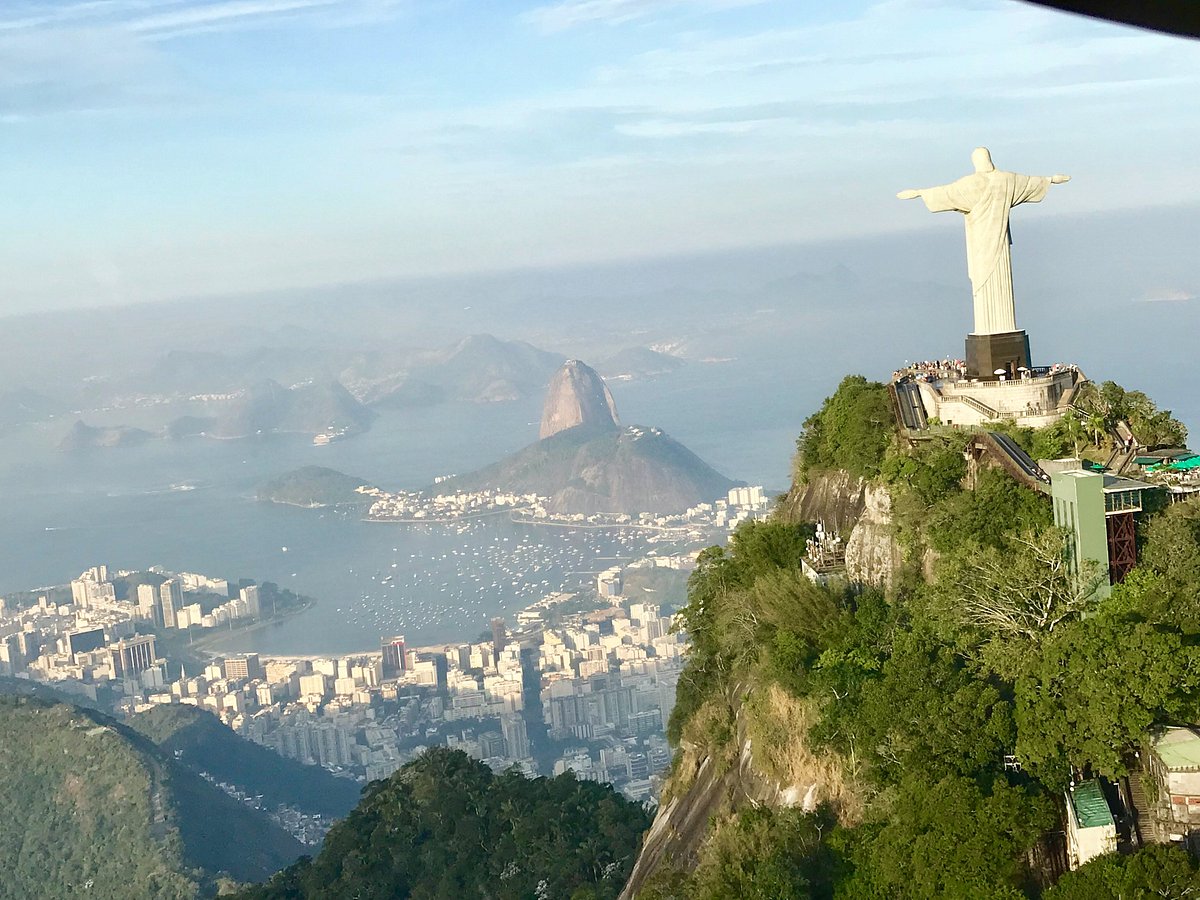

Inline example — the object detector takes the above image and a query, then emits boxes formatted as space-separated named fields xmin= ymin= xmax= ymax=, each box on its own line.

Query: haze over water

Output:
xmin=0 ymin=361 xmax=810 ymax=655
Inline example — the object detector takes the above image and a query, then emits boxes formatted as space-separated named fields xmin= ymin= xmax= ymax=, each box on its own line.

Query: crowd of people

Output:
xmin=892 ymin=358 xmax=968 ymax=383
xmin=893 ymin=359 xmax=1081 ymax=384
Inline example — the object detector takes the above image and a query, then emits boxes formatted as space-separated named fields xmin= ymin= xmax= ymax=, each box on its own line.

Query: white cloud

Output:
xmin=1134 ymin=288 xmax=1194 ymax=303
xmin=524 ymin=0 xmax=767 ymax=33
xmin=126 ymin=0 xmax=340 ymax=36
xmin=0 ymin=0 xmax=408 ymax=39
xmin=615 ymin=117 xmax=772 ymax=137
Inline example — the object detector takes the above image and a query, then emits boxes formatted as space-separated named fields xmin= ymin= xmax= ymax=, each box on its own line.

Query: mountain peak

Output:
xmin=539 ymin=359 xmax=619 ymax=440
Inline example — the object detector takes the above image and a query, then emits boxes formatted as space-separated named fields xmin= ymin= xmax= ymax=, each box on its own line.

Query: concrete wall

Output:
xmin=1051 ymin=470 xmax=1110 ymax=599
xmin=917 ymin=369 xmax=1075 ymax=428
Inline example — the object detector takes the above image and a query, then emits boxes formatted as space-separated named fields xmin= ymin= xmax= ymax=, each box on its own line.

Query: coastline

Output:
xmin=260 ymin=497 xmax=369 ymax=510
xmin=362 ymin=507 xmax=522 ymax=525
xmin=507 ymin=515 xmax=700 ymax=535
xmin=189 ymin=598 xmax=316 ymax=655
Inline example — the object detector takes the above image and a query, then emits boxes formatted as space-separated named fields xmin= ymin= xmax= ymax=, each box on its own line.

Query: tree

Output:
xmin=1137 ymin=499 xmax=1200 ymax=627
xmin=1014 ymin=615 xmax=1200 ymax=780
xmin=849 ymin=628 xmax=1016 ymax=783
xmin=844 ymin=774 xmax=1053 ymax=899
xmin=236 ymin=749 xmax=651 ymax=900
xmin=669 ymin=520 xmax=818 ymax=744
xmin=926 ymin=467 xmax=1052 ymax=554
xmin=1030 ymin=410 xmax=1086 ymax=460
xmin=1044 ymin=844 xmax=1200 ymax=899
xmin=881 ymin=437 xmax=967 ymax=507
xmin=796 ymin=375 xmax=893 ymax=481
xmin=1071 ymin=380 xmax=1188 ymax=450
xmin=686 ymin=807 xmax=837 ymax=900
xmin=936 ymin=528 xmax=1104 ymax=673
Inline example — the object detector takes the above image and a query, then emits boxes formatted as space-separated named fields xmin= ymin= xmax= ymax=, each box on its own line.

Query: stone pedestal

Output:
xmin=966 ymin=330 xmax=1031 ymax=379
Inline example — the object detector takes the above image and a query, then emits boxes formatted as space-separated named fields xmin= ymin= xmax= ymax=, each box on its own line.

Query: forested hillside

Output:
xmin=0 ymin=696 xmax=305 ymax=900
xmin=629 ymin=374 xmax=1200 ymax=899
xmin=130 ymin=704 xmax=362 ymax=821
xmin=233 ymin=748 xmax=652 ymax=900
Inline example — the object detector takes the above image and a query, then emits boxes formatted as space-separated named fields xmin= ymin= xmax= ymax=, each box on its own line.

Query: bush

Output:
xmin=796 ymin=375 xmax=893 ymax=481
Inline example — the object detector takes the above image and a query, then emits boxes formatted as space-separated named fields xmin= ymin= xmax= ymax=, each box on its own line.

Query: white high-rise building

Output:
xmin=158 ymin=579 xmax=182 ymax=629
xmin=240 ymin=585 xmax=261 ymax=619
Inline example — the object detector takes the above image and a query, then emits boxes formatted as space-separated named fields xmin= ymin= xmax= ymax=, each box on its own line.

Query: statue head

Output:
xmin=971 ymin=147 xmax=995 ymax=173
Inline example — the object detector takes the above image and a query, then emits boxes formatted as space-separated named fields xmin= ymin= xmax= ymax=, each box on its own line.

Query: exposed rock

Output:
xmin=619 ymin=680 xmax=861 ymax=899
xmin=448 ymin=361 xmax=732 ymax=514
xmin=845 ymin=483 xmax=903 ymax=590
xmin=539 ymin=359 xmax=619 ymax=440
xmin=776 ymin=469 xmax=868 ymax=534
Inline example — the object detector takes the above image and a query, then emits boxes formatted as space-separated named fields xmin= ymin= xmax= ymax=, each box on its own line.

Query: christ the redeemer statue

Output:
xmin=898 ymin=148 xmax=1069 ymax=336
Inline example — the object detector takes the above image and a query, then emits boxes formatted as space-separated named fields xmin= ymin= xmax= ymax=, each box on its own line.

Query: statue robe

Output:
xmin=919 ymin=170 xmax=1051 ymax=335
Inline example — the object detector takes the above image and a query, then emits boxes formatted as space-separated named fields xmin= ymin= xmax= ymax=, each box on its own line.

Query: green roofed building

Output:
xmin=1065 ymin=779 xmax=1117 ymax=870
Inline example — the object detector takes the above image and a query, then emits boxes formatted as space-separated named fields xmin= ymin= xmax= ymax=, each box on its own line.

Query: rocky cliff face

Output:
xmin=620 ymin=680 xmax=862 ymax=899
xmin=539 ymin=359 xmax=619 ymax=440
xmin=845 ymin=484 xmax=903 ymax=590
xmin=776 ymin=469 xmax=868 ymax=535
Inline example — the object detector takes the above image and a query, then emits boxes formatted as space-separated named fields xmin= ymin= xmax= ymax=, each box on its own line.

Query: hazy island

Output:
xmin=256 ymin=466 xmax=375 ymax=508
xmin=58 ymin=420 xmax=155 ymax=451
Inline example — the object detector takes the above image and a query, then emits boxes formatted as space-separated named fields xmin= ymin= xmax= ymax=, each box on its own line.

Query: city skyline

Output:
xmin=3 ymin=0 xmax=1199 ymax=312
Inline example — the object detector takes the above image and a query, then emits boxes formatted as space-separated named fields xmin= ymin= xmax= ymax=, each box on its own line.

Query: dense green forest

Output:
xmin=643 ymin=375 xmax=1200 ymax=898
xmin=232 ymin=748 xmax=652 ymax=900
xmin=0 ymin=696 xmax=305 ymax=900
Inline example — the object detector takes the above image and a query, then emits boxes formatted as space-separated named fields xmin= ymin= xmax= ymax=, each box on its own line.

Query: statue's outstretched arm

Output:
xmin=897 ymin=189 xmax=921 ymax=200
xmin=1050 ymin=174 xmax=1070 ymax=184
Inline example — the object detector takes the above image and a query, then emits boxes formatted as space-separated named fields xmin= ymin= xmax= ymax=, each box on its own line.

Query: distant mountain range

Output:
xmin=47 ymin=337 xmax=691 ymax=454
xmin=365 ymin=334 xmax=565 ymax=406
xmin=59 ymin=380 xmax=376 ymax=449
xmin=0 ymin=388 xmax=64 ymax=432
xmin=179 ymin=379 xmax=376 ymax=440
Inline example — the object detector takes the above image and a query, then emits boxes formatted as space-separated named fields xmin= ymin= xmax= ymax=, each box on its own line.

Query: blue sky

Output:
xmin=2 ymin=0 xmax=1198 ymax=311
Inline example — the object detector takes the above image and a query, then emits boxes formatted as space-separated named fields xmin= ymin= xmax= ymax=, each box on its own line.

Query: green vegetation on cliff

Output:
xmin=0 ymin=696 xmax=305 ymax=900
xmin=794 ymin=375 xmax=892 ymax=482
xmin=648 ymin=374 xmax=1200 ymax=899
xmin=234 ymin=748 xmax=651 ymax=900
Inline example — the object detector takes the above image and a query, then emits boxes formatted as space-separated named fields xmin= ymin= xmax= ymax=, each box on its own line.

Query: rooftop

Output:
xmin=1153 ymin=727 xmax=1200 ymax=770
xmin=1068 ymin=780 xmax=1115 ymax=830
xmin=1102 ymin=474 xmax=1154 ymax=494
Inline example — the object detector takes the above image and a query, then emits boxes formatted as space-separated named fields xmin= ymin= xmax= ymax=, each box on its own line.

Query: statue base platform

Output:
xmin=966 ymin=330 xmax=1031 ymax=379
